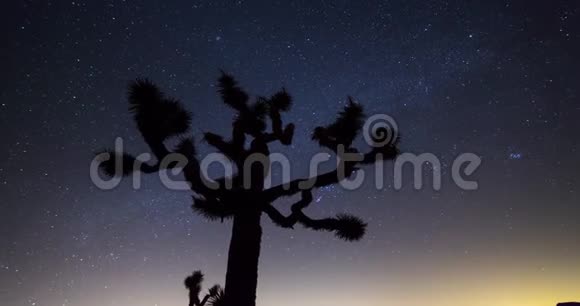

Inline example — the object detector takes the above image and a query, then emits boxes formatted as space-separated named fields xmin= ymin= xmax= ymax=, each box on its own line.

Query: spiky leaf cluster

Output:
xmin=184 ymin=270 xmax=204 ymax=298
xmin=334 ymin=214 xmax=367 ymax=241
xmin=128 ymin=79 xmax=191 ymax=142
xmin=207 ymin=285 xmax=225 ymax=306
xmin=312 ymin=97 xmax=365 ymax=150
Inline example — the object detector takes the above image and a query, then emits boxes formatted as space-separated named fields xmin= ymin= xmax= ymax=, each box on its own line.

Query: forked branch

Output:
xmin=262 ymin=190 xmax=367 ymax=241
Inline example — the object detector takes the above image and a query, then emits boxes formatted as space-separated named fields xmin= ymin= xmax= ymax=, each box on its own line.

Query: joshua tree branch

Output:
xmin=263 ymin=190 xmax=366 ymax=240
xmin=99 ymin=147 xmax=231 ymax=199
xmin=269 ymin=110 xmax=283 ymax=136
xmin=262 ymin=190 xmax=311 ymax=228
xmin=192 ymin=194 xmax=237 ymax=221
xmin=203 ymin=132 xmax=236 ymax=157
xmin=204 ymin=129 xmax=250 ymax=169
xmin=262 ymin=155 xmax=360 ymax=202
xmin=143 ymin=137 xmax=171 ymax=161
xmin=263 ymin=94 xmax=294 ymax=145
xmin=261 ymin=204 xmax=295 ymax=228
xmin=262 ymin=190 xmax=313 ymax=228
xmin=263 ymin=146 xmax=398 ymax=202
xmin=263 ymin=122 xmax=294 ymax=145
xmin=262 ymin=132 xmax=278 ymax=143
xmin=97 ymin=151 xmax=224 ymax=199
xmin=231 ymin=119 xmax=246 ymax=150
xmin=198 ymin=294 xmax=211 ymax=306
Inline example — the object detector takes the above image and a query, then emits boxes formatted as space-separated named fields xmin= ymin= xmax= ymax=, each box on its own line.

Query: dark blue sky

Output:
xmin=1 ymin=1 xmax=579 ymax=305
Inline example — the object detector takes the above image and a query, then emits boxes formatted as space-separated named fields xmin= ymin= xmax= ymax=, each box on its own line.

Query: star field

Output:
xmin=1 ymin=1 xmax=579 ymax=306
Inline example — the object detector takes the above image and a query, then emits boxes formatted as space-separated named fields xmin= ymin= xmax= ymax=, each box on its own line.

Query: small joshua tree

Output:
xmin=184 ymin=270 xmax=224 ymax=306
xmin=98 ymin=72 xmax=399 ymax=306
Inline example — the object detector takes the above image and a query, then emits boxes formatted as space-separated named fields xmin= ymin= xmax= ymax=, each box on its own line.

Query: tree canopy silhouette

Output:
xmin=98 ymin=72 xmax=400 ymax=306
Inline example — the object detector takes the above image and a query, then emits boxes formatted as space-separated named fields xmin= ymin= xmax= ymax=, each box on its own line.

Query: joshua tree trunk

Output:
xmin=224 ymin=207 xmax=263 ymax=306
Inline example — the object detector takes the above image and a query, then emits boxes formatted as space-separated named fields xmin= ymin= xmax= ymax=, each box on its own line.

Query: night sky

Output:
xmin=1 ymin=1 xmax=580 ymax=306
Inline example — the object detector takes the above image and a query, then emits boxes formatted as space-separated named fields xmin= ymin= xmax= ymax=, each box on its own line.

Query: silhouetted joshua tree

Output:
xmin=98 ymin=72 xmax=400 ymax=306
xmin=184 ymin=270 xmax=224 ymax=306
